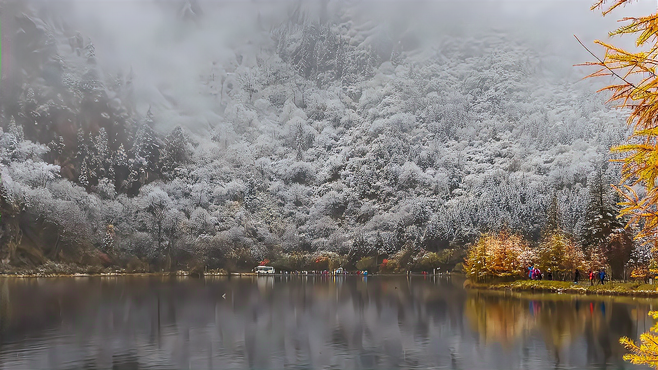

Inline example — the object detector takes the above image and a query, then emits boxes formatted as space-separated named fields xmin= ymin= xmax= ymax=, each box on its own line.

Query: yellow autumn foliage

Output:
xmin=464 ymin=231 xmax=533 ymax=281
xmin=585 ymin=1 xmax=658 ymax=245
xmin=536 ymin=231 xmax=586 ymax=279
xmin=588 ymin=1 xmax=658 ymax=367
xmin=620 ymin=311 xmax=658 ymax=369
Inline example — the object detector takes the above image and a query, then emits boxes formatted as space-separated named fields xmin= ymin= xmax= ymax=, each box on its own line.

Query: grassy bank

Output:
xmin=465 ymin=279 xmax=658 ymax=298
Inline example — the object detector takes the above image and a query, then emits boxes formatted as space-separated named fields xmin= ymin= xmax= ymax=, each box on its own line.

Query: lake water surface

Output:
xmin=0 ymin=275 xmax=655 ymax=370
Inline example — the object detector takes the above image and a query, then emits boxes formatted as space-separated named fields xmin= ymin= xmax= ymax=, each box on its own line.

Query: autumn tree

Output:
xmin=537 ymin=231 xmax=585 ymax=281
xmin=620 ymin=311 xmax=658 ymax=369
xmin=587 ymin=1 xmax=658 ymax=367
xmin=584 ymin=0 xmax=658 ymax=248
xmin=464 ymin=231 xmax=533 ymax=281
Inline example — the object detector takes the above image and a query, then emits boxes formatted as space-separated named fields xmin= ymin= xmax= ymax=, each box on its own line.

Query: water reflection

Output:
xmin=465 ymin=292 xmax=649 ymax=369
xmin=0 ymin=276 xmax=652 ymax=369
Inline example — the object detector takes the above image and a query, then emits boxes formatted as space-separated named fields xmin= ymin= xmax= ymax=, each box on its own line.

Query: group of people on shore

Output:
xmin=528 ymin=266 xmax=552 ymax=280
xmin=586 ymin=269 xmax=607 ymax=285
xmin=527 ymin=266 xmax=607 ymax=284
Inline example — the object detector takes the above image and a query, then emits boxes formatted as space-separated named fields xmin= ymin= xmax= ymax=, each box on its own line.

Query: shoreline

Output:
xmin=0 ymin=271 xmax=452 ymax=278
xmin=0 ymin=271 xmax=216 ymax=278
xmin=464 ymin=279 xmax=658 ymax=298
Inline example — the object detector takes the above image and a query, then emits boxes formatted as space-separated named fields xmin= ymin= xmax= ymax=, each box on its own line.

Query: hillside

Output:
xmin=0 ymin=0 xmax=630 ymax=272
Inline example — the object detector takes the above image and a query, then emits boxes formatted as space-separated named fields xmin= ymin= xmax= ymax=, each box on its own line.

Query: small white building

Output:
xmin=255 ymin=266 xmax=275 ymax=274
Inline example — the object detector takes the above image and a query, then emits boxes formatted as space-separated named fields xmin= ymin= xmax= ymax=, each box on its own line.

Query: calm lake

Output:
xmin=0 ymin=275 xmax=654 ymax=370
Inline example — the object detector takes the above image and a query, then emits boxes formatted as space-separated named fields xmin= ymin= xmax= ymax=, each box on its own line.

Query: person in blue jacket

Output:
xmin=599 ymin=269 xmax=606 ymax=285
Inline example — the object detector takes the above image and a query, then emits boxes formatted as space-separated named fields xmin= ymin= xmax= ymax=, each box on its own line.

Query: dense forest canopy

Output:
xmin=0 ymin=0 xmax=650 ymax=272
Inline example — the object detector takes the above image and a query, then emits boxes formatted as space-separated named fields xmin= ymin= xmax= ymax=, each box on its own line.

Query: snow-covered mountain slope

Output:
xmin=0 ymin=0 xmax=631 ymax=268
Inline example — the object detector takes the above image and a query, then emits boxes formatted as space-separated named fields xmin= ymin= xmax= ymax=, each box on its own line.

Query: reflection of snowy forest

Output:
xmin=0 ymin=277 xmax=642 ymax=369
xmin=0 ymin=1 xmax=631 ymax=271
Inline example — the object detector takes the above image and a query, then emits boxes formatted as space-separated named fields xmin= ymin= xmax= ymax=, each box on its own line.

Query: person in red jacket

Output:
xmin=588 ymin=270 xmax=594 ymax=286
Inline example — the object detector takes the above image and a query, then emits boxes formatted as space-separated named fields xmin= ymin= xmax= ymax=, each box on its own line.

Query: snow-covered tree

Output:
xmin=582 ymin=167 xmax=622 ymax=249
xmin=140 ymin=186 xmax=172 ymax=257
xmin=160 ymin=126 xmax=191 ymax=178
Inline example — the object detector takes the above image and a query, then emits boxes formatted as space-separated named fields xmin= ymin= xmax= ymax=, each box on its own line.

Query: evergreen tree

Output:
xmin=8 ymin=116 xmax=23 ymax=142
xmin=127 ymin=112 xmax=162 ymax=193
xmin=335 ymin=35 xmax=345 ymax=80
xmin=47 ymin=135 xmax=65 ymax=164
xmin=390 ymin=41 xmax=404 ymax=67
xmin=541 ymin=193 xmax=560 ymax=239
xmin=111 ymin=143 xmax=128 ymax=190
xmin=114 ymin=143 xmax=128 ymax=168
xmin=85 ymin=41 xmax=96 ymax=64
xmin=80 ymin=41 xmax=103 ymax=95
xmin=91 ymin=128 xmax=109 ymax=180
xmin=132 ymin=121 xmax=161 ymax=175
xmin=582 ymin=168 xmax=622 ymax=249
xmin=294 ymin=119 xmax=305 ymax=160
xmin=107 ymin=160 xmax=115 ymax=184
xmin=160 ymin=126 xmax=190 ymax=178
xmin=102 ymin=224 xmax=116 ymax=254
xmin=126 ymin=163 xmax=141 ymax=194
xmin=111 ymin=70 xmax=123 ymax=93
xmin=145 ymin=106 xmax=154 ymax=128
xmin=76 ymin=128 xmax=88 ymax=166
xmin=79 ymin=158 xmax=90 ymax=188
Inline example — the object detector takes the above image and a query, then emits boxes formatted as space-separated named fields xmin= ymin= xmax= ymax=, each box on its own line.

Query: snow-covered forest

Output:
xmin=0 ymin=0 xmax=640 ymax=272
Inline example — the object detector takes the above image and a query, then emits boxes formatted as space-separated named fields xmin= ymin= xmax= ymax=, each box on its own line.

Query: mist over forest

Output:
xmin=0 ymin=0 xmax=650 ymax=273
